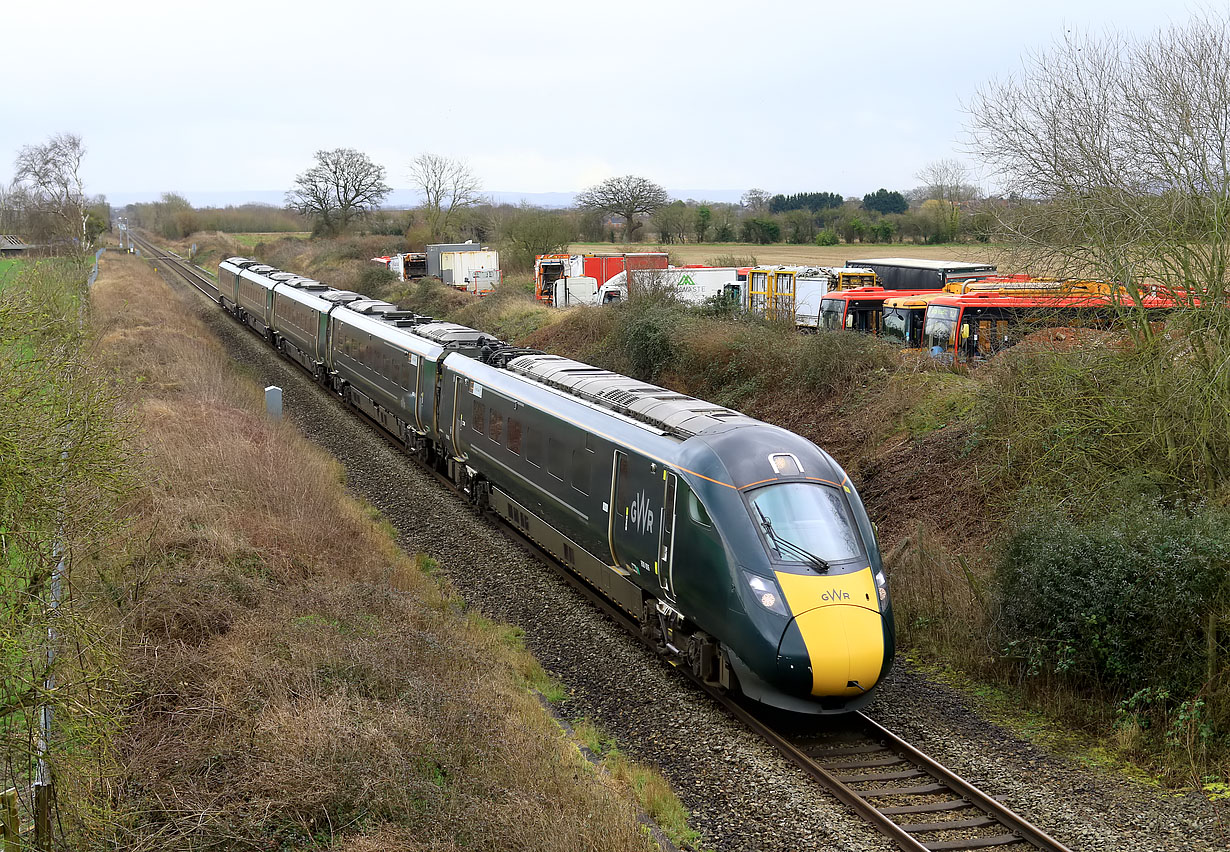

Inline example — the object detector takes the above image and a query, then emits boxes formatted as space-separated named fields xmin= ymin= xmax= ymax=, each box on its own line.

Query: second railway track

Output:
xmin=130 ymin=233 xmax=1074 ymax=852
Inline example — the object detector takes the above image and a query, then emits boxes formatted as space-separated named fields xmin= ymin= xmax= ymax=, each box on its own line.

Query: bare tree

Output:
xmin=576 ymin=175 xmax=670 ymax=242
xmin=967 ymin=13 xmax=1230 ymax=309
xmin=740 ymin=188 xmax=771 ymax=213
xmin=13 ymin=133 xmax=91 ymax=249
xmin=502 ymin=204 xmax=575 ymax=270
xmin=409 ymin=153 xmax=483 ymax=242
xmin=914 ymin=159 xmax=979 ymax=205
xmin=910 ymin=159 xmax=979 ymax=242
xmin=286 ymin=148 xmax=390 ymax=236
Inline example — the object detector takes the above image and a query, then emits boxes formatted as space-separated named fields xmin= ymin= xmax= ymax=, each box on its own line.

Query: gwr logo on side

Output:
xmin=624 ymin=490 xmax=655 ymax=535
xmin=821 ymin=589 xmax=850 ymax=602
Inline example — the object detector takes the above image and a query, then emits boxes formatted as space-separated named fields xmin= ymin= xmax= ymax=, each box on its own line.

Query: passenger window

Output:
xmin=526 ymin=427 xmax=542 ymax=467
xmin=489 ymin=408 xmax=504 ymax=444
xmin=571 ymin=448 xmax=590 ymax=495
xmin=473 ymin=401 xmax=485 ymax=434
xmin=547 ymin=437 xmax=564 ymax=480
xmin=687 ymin=491 xmax=712 ymax=527
xmin=507 ymin=418 xmax=522 ymax=455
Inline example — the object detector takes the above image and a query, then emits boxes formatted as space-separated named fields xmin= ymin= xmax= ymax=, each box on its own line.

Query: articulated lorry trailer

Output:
xmin=845 ymin=257 xmax=996 ymax=290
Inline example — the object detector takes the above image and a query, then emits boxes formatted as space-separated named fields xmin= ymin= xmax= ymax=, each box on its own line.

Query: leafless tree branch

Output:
xmin=285 ymin=149 xmax=390 ymax=236
xmin=409 ymin=153 xmax=483 ymax=242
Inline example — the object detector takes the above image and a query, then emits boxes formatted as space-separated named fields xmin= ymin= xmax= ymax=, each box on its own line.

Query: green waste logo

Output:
xmin=679 ymin=274 xmax=696 ymax=287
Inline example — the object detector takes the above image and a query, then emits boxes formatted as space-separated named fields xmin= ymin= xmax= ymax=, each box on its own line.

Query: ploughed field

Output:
xmin=568 ymin=242 xmax=1005 ymax=268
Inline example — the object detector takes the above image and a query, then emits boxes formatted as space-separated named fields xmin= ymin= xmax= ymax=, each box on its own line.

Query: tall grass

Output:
xmin=87 ymin=253 xmax=662 ymax=850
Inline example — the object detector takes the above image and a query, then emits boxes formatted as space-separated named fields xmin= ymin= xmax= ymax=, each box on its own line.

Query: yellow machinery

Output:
xmin=747 ymin=266 xmax=880 ymax=327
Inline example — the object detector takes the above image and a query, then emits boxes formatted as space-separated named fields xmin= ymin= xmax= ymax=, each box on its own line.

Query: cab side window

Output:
xmin=687 ymin=491 xmax=712 ymax=527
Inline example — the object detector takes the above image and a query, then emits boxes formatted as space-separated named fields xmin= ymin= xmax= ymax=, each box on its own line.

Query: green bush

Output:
xmin=794 ymin=330 xmax=896 ymax=396
xmin=615 ymin=299 xmax=682 ymax=381
xmin=981 ymin=314 xmax=1230 ymax=507
xmin=357 ymin=264 xmax=397 ymax=295
xmin=814 ymin=229 xmax=839 ymax=246
xmin=996 ymin=504 xmax=1230 ymax=714
xmin=740 ymin=218 xmax=781 ymax=244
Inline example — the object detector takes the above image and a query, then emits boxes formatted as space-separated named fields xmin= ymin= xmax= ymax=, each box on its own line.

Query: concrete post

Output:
xmin=265 ymin=386 xmax=283 ymax=421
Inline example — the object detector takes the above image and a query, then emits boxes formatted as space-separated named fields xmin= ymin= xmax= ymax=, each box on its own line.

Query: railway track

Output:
xmin=130 ymin=233 xmax=1074 ymax=852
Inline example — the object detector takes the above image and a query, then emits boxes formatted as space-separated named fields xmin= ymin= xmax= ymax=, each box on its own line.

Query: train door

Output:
xmin=450 ymin=375 xmax=465 ymax=458
xmin=659 ymin=472 xmax=678 ymax=599
xmin=609 ymin=451 xmax=666 ymax=592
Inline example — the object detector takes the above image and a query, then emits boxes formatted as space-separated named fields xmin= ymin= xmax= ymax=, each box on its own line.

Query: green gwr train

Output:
xmin=218 ymin=256 xmax=894 ymax=713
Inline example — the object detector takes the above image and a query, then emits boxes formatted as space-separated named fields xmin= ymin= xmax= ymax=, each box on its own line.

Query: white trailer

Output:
xmin=441 ymin=250 xmax=501 ymax=295
xmin=601 ymin=267 xmax=741 ymax=305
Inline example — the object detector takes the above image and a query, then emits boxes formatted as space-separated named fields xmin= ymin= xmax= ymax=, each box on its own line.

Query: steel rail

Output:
xmin=132 ymin=233 xmax=1073 ymax=852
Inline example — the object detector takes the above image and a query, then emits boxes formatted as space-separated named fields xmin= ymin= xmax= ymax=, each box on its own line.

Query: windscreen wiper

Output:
xmin=755 ymin=506 xmax=831 ymax=574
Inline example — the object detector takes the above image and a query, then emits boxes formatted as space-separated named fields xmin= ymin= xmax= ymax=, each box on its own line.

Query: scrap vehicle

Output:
xmin=535 ymin=252 xmax=669 ymax=305
xmin=746 ymin=266 xmax=879 ymax=328
xmin=844 ymin=257 xmax=997 ymax=290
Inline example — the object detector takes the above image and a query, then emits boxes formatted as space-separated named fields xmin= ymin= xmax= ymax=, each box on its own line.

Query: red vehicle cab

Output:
xmin=922 ymin=291 xmax=1177 ymax=362
xmin=817 ymin=287 xmax=943 ymax=334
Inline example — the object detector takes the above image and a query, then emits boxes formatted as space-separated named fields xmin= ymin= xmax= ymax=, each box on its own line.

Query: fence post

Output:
xmin=1 ymin=788 xmax=17 ymax=852
xmin=33 ymin=784 xmax=49 ymax=850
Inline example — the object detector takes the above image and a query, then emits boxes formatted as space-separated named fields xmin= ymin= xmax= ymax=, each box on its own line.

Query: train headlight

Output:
xmin=743 ymin=572 xmax=788 ymax=616
xmin=875 ymin=570 xmax=888 ymax=605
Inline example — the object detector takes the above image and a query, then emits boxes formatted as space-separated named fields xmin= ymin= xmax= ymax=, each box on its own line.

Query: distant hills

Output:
xmin=105 ymin=188 xmax=748 ymax=209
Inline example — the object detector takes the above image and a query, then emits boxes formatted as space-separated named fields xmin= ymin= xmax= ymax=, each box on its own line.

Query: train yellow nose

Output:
xmin=791 ymin=604 xmax=885 ymax=696
xmin=775 ymin=568 xmax=885 ymax=697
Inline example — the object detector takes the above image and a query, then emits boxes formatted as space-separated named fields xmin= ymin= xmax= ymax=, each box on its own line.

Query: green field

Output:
xmin=0 ymin=258 xmax=22 ymax=290
xmin=228 ymin=232 xmax=311 ymax=249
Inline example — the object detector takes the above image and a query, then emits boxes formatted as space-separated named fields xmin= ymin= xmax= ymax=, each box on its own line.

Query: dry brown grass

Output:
xmin=89 ymin=254 xmax=658 ymax=851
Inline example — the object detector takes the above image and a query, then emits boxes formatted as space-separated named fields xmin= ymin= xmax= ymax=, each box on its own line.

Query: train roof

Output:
xmin=331 ymin=305 xmax=445 ymax=358
xmin=502 ymin=353 xmax=757 ymax=440
xmin=273 ymin=281 xmax=338 ymax=311
xmin=279 ymin=276 xmax=329 ymax=291
xmin=346 ymin=298 xmax=398 ymax=316
xmin=413 ymin=321 xmax=498 ymax=348
xmin=318 ymin=290 xmax=362 ymax=303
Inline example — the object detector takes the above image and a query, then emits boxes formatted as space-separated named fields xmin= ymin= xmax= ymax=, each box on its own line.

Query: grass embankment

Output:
xmin=88 ymin=253 xmax=685 ymax=849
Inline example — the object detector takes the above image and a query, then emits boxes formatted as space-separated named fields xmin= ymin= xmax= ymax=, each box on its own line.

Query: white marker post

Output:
xmin=265 ymin=386 xmax=283 ymax=421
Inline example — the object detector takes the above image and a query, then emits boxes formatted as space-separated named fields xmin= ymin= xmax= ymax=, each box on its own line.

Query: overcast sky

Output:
xmin=2 ymin=0 xmax=1206 ymax=205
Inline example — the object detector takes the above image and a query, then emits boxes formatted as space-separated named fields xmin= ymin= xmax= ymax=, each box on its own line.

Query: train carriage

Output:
xmin=217 ymin=256 xmax=256 ymax=310
xmin=236 ymin=264 xmax=281 ymax=337
xmin=328 ymin=305 xmax=445 ymax=443
xmin=438 ymin=352 xmax=894 ymax=713
xmin=269 ymin=279 xmax=335 ymax=378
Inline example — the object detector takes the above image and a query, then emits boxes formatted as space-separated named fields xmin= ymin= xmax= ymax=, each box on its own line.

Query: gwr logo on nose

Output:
xmin=821 ymin=589 xmax=850 ymax=602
